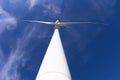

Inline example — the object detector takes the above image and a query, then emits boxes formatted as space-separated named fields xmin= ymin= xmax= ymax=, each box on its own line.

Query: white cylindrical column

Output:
xmin=36 ymin=29 xmax=71 ymax=80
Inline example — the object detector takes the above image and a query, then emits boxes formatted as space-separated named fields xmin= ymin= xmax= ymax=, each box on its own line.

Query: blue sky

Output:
xmin=0 ymin=0 xmax=120 ymax=80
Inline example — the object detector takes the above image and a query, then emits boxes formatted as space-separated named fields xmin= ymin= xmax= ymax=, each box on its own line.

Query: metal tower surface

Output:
xmin=36 ymin=29 xmax=72 ymax=80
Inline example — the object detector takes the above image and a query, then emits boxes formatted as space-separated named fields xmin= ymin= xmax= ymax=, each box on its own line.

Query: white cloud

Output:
xmin=0 ymin=32 xmax=31 ymax=80
xmin=42 ymin=3 xmax=61 ymax=16
xmin=29 ymin=0 xmax=38 ymax=9
xmin=0 ymin=41 xmax=23 ymax=80
xmin=0 ymin=7 xmax=18 ymax=79
xmin=26 ymin=0 xmax=38 ymax=9
xmin=0 ymin=47 xmax=4 ymax=67
xmin=0 ymin=23 xmax=49 ymax=80
xmin=26 ymin=0 xmax=62 ymax=16
xmin=90 ymin=0 xmax=116 ymax=19
xmin=0 ymin=6 xmax=16 ymax=34
xmin=0 ymin=52 xmax=22 ymax=80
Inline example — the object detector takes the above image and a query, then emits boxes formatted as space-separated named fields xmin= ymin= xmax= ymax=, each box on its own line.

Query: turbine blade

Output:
xmin=23 ymin=20 xmax=55 ymax=25
xmin=59 ymin=22 xmax=108 ymax=26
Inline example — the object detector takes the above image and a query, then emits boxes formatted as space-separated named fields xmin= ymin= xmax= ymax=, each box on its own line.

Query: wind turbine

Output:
xmin=24 ymin=20 xmax=107 ymax=80
xmin=24 ymin=20 xmax=107 ymax=29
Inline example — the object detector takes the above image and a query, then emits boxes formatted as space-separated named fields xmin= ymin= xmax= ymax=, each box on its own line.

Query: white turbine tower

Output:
xmin=24 ymin=20 xmax=107 ymax=80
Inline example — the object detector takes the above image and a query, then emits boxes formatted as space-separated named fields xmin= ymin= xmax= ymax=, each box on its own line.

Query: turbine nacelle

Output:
xmin=55 ymin=20 xmax=60 ymax=29
xmin=55 ymin=20 xmax=60 ymax=24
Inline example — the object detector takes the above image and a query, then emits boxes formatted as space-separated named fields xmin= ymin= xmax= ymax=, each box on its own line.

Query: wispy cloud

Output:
xmin=0 ymin=6 xmax=16 ymax=34
xmin=0 ymin=47 xmax=4 ymax=67
xmin=0 ymin=23 xmax=49 ymax=80
xmin=0 ymin=50 xmax=22 ymax=80
xmin=90 ymin=0 xmax=116 ymax=20
xmin=27 ymin=0 xmax=38 ymax=9
xmin=0 ymin=31 xmax=28 ymax=80
xmin=42 ymin=3 xmax=61 ymax=16
xmin=0 ymin=5 xmax=20 ymax=80
xmin=0 ymin=7 xmax=33 ymax=80
xmin=27 ymin=0 xmax=62 ymax=16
